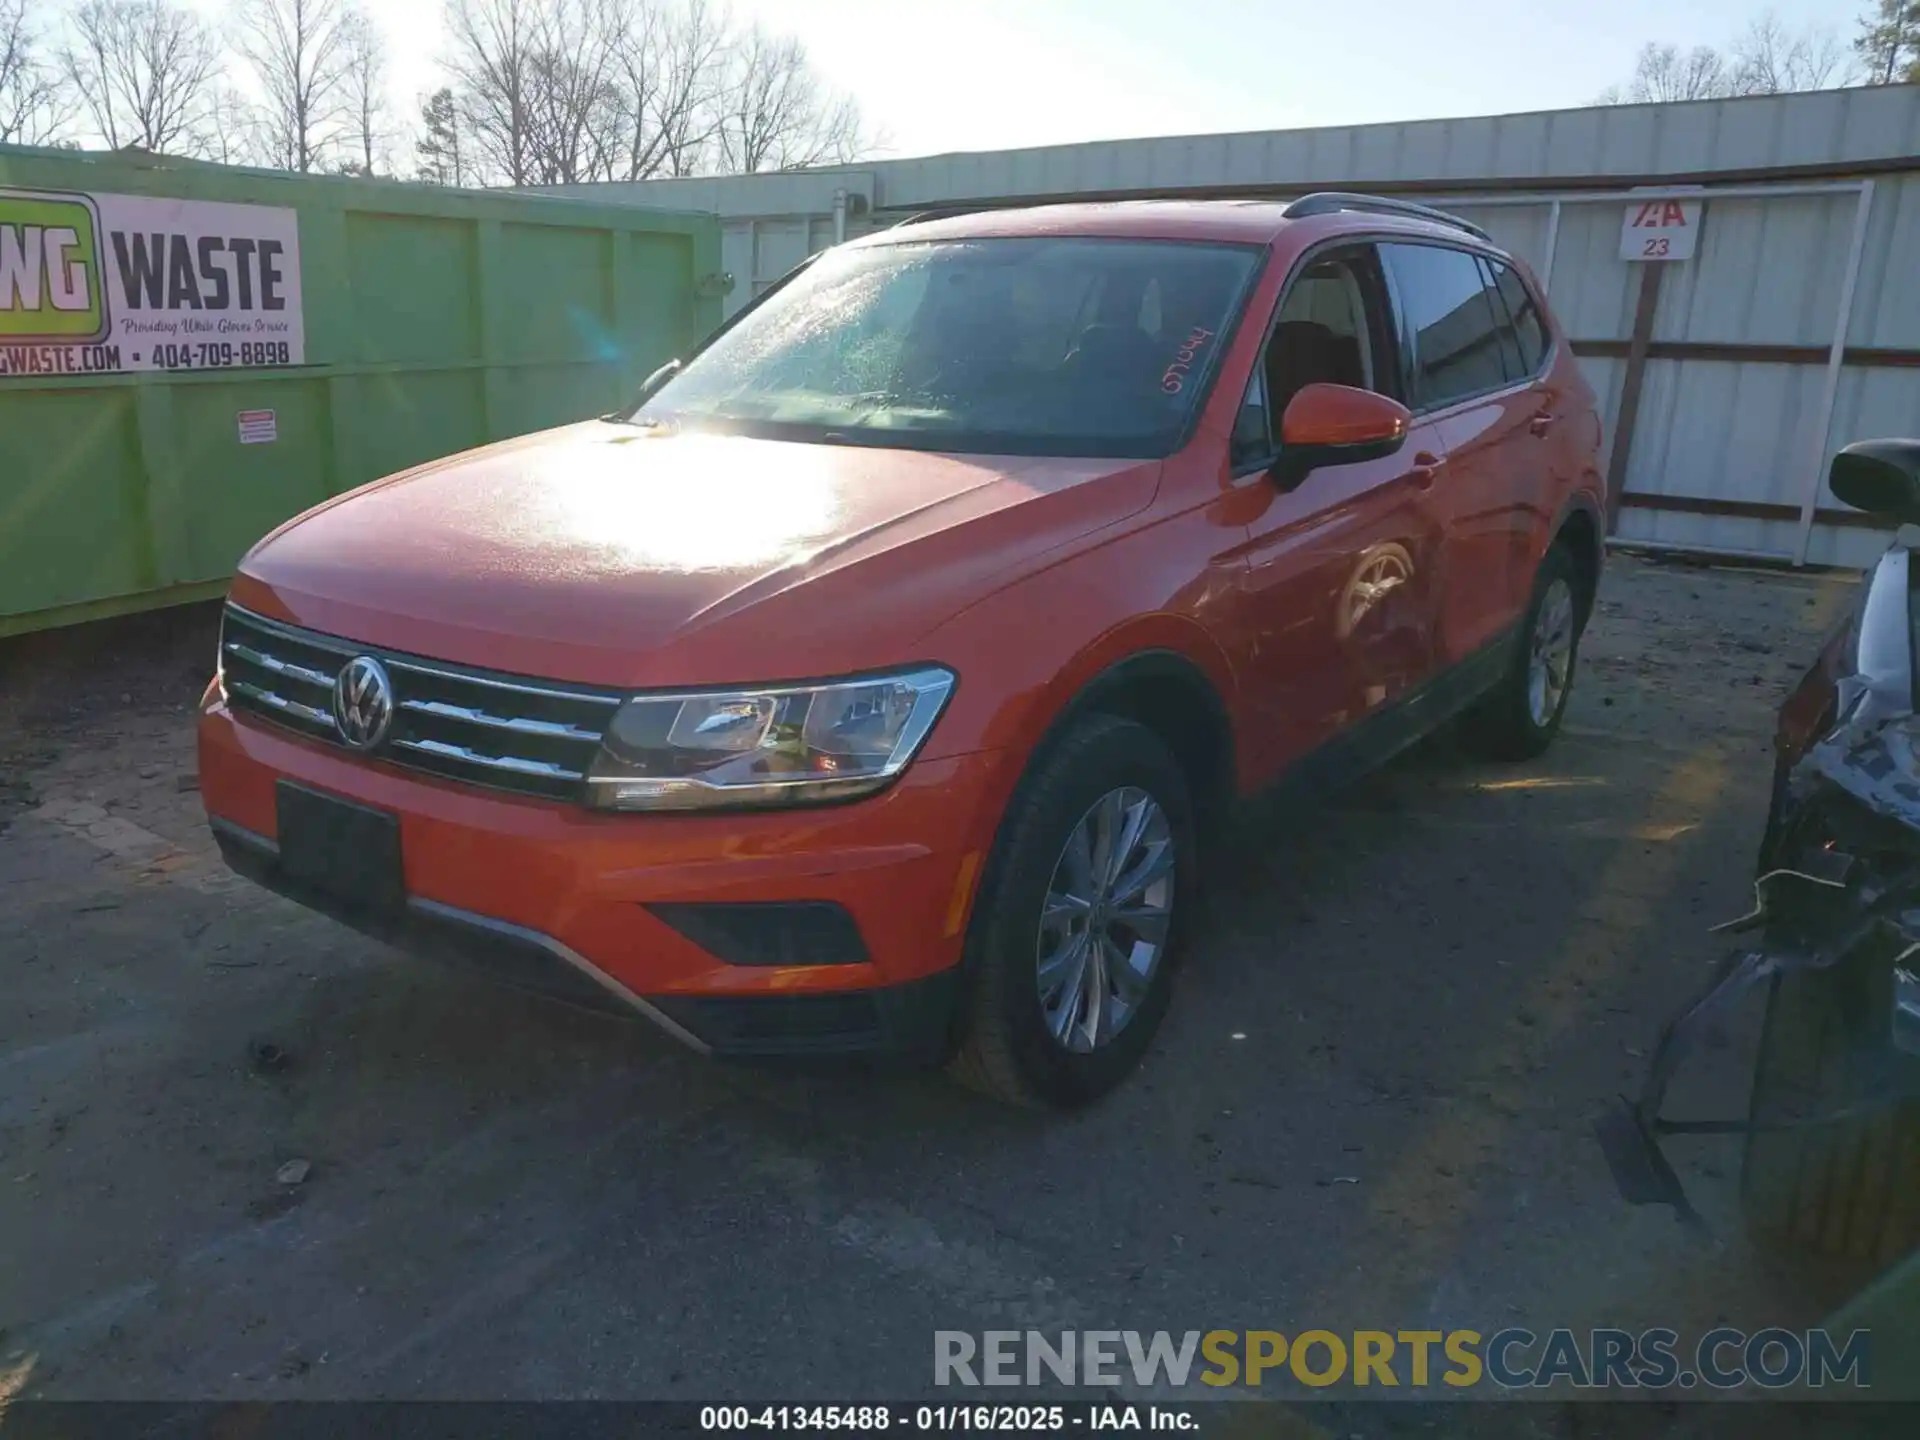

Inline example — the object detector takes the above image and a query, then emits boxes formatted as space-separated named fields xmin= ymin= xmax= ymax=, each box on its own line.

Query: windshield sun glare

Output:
xmin=635 ymin=237 xmax=1260 ymax=459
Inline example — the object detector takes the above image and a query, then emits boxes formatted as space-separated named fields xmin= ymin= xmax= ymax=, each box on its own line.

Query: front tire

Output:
xmin=1459 ymin=542 xmax=1582 ymax=761
xmin=949 ymin=715 xmax=1197 ymax=1108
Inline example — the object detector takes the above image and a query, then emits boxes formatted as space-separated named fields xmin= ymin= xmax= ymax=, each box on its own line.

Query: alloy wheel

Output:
xmin=1034 ymin=786 xmax=1176 ymax=1053
xmin=1527 ymin=577 xmax=1575 ymax=727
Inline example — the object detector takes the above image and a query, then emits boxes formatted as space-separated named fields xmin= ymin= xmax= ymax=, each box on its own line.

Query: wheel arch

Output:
xmin=1552 ymin=493 xmax=1605 ymax=627
xmin=1036 ymin=648 xmax=1237 ymax=837
xmin=945 ymin=645 xmax=1232 ymax=1093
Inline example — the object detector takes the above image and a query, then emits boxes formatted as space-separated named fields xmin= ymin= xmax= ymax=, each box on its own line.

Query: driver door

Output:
xmin=1227 ymin=243 xmax=1448 ymax=789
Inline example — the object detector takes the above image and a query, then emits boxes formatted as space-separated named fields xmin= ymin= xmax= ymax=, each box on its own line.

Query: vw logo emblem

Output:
xmin=332 ymin=656 xmax=394 ymax=751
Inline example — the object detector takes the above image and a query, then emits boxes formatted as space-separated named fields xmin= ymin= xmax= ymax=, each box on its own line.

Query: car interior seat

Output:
xmin=1266 ymin=320 xmax=1368 ymax=424
xmin=1065 ymin=322 xmax=1164 ymax=387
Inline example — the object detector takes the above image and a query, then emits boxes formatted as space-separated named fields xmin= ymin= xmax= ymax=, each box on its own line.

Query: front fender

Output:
xmin=1776 ymin=544 xmax=1907 ymax=776
xmin=926 ymin=604 xmax=1239 ymax=772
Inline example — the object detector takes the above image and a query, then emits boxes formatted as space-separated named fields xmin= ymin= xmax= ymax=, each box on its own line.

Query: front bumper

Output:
xmin=199 ymin=698 xmax=1010 ymax=1059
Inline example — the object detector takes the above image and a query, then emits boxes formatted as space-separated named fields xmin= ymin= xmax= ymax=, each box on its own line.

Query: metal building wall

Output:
xmin=542 ymin=86 xmax=1920 ymax=218
xmin=538 ymin=86 xmax=1920 ymax=566
xmin=1437 ymin=180 xmax=1915 ymax=568
xmin=841 ymin=86 xmax=1920 ymax=213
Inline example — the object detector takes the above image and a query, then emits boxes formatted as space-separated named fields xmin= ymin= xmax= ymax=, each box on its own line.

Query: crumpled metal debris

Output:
xmin=1799 ymin=711 xmax=1920 ymax=830
xmin=1596 ymin=711 xmax=1920 ymax=1232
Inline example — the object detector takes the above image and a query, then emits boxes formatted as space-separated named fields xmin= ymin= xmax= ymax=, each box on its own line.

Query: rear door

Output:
xmin=1379 ymin=241 xmax=1531 ymax=667
xmin=1483 ymin=256 xmax=1564 ymax=607
xmin=1229 ymin=242 xmax=1448 ymax=787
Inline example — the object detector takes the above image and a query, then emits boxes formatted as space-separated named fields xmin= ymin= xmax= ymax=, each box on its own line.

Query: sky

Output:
xmin=289 ymin=0 xmax=1864 ymax=161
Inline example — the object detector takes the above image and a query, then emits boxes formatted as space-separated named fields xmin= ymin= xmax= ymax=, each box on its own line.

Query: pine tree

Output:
xmin=413 ymin=87 xmax=464 ymax=186
xmin=1855 ymin=0 xmax=1920 ymax=84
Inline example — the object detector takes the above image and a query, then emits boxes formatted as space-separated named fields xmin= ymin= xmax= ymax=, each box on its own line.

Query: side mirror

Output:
xmin=1829 ymin=439 xmax=1920 ymax=522
xmin=1274 ymin=383 xmax=1412 ymax=486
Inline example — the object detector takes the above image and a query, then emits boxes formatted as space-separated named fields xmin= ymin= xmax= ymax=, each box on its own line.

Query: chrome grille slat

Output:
xmin=385 ymin=660 xmax=623 ymax=709
xmin=227 ymin=679 xmax=334 ymax=728
xmin=391 ymin=738 xmax=586 ymax=781
xmin=224 ymin=641 xmax=334 ymax=689
xmin=397 ymin=698 xmax=604 ymax=743
xmin=220 ymin=604 xmax=617 ymax=801
xmin=225 ymin=611 xmax=358 ymax=656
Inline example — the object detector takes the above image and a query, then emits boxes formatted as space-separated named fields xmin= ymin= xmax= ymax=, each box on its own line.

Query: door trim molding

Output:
xmin=1255 ymin=621 xmax=1520 ymax=811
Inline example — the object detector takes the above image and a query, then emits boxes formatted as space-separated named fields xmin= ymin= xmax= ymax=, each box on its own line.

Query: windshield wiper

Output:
xmin=603 ymin=412 xmax=678 ymax=432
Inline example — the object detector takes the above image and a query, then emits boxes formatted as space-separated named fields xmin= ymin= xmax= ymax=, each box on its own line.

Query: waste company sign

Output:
xmin=0 ymin=186 xmax=303 ymax=377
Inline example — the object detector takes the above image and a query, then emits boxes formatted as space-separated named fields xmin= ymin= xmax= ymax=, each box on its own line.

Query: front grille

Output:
xmin=219 ymin=604 xmax=622 ymax=801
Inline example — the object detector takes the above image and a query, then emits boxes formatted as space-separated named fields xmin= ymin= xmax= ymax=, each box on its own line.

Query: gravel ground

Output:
xmin=0 ymin=553 xmax=1893 ymax=1431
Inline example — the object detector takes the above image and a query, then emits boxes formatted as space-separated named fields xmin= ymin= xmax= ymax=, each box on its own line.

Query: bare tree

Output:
xmin=715 ymin=24 xmax=870 ymax=174
xmin=1597 ymin=42 xmax=1734 ymax=104
xmin=413 ymin=85 xmax=465 ymax=184
xmin=1595 ymin=13 xmax=1861 ymax=105
xmin=199 ymin=85 xmax=264 ymax=166
xmin=443 ymin=0 xmax=537 ymax=184
xmin=338 ymin=8 xmax=391 ymax=174
xmin=442 ymin=0 xmax=881 ymax=184
xmin=233 ymin=0 xmax=358 ymax=173
xmin=606 ymin=0 xmax=726 ymax=179
xmin=1 ymin=0 xmax=69 ymax=145
xmin=1729 ymin=11 xmax=1852 ymax=92
xmin=62 ymin=0 xmax=222 ymax=154
xmin=447 ymin=0 xmax=675 ymax=186
xmin=1854 ymin=0 xmax=1920 ymax=83
xmin=521 ymin=0 xmax=627 ymax=184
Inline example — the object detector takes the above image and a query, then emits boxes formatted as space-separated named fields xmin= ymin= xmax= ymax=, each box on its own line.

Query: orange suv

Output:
xmin=200 ymin=193 xmax=1604 ymax=1106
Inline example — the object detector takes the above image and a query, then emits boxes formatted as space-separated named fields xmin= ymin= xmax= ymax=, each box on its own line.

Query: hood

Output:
xmin=233 ymin=421 xmax=1158 ymax=687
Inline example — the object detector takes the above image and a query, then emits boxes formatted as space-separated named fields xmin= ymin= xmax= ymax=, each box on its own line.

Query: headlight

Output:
xmin=585 ymin=666 xmax=955 ymax=811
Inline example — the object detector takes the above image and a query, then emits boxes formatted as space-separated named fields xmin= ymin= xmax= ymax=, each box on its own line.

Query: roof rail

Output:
xmin=1281 ymin=192 xmax=1491 ymax=243
xmin=890 ymin=205 xmax=984 ymax=228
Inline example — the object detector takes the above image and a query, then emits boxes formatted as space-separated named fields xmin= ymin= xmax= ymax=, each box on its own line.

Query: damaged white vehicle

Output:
xmin=1601 ymin=439 xmax=1920 ymax=1265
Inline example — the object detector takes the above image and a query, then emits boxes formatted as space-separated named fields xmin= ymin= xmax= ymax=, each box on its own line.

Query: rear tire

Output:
xmin=1741 ymin=956 xmax=1920 ymax=1264
xmin=949 ymin=715 xmax=1197 ymax=1108
xmin=1458 ymin=542 xmax=1581 ymax=761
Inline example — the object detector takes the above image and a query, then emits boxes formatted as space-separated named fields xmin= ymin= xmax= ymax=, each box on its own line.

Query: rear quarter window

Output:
xmin=1487 ymin=259 xmax=1549 ymax=375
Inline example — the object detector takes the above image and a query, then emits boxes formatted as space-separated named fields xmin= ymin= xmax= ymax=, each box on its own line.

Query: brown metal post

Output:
xmin=1604 ymin=262 xmax=1666 ymax=534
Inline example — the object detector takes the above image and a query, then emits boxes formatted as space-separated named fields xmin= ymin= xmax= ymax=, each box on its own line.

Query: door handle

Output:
xmin=1529 ymin=410 xmax=1556 ymax=437
xmin=1409 ymin=450 xmax=1443 ymax=488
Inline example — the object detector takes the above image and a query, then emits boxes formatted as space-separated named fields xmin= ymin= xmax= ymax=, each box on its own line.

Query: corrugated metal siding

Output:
xmin=1440 ymin=202 xmax=1554 ymax=275
xmin=715 ymin=216 xmax=837 ymax=302
xmin=800 ymin=86 xmax=1919 ymax=210
xmin=1852 ymin=175 xmax=1920 ymax=349
xmin=534 ymin=86 xmax=1920 ymax=567
xmin=537 ymin=87 xmax=1920 ymax=216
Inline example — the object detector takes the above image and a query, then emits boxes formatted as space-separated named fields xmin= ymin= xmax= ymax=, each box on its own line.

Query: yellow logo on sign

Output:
xmin=0 ymin=189 xmax=109 ymax=344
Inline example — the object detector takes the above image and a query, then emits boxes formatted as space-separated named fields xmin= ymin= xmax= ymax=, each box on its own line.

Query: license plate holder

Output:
xmin=275 ymin=781 xmax=403 ymax=918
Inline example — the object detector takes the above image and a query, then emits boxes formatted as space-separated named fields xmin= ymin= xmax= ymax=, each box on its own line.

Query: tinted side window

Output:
xmin=1478 ymin=257 xmax=1524 ymax=381
xmin=1487 ymin=259 xmax=1548 ymax=375
xmin=1382 ymin=243 xmax=1508 ymax=409
xmin=1233 ymin=244 xmax=1399 ymax=464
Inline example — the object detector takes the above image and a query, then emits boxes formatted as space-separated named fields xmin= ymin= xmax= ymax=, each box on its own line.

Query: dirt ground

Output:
xmin=0 ymin=553 xmax=1891 ymax=1422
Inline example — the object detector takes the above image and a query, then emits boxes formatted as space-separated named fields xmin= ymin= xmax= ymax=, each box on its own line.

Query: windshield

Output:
xmin=632 ymin=237 xmax=1261 ymax=458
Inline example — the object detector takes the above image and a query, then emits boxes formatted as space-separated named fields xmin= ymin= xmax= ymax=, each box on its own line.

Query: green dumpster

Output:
xmin=0 ymin=145 xmax=722 ymax=636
